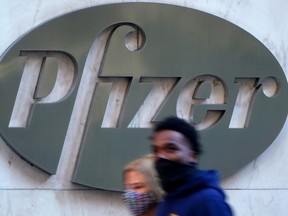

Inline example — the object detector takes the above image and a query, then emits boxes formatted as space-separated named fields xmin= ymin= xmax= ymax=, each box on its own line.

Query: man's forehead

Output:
xmin=152 ymin=130 xmax=186 ymax=142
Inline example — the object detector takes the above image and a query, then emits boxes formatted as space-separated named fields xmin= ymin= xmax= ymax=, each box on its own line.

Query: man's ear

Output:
xmin=189 ymin=151 xmax=197 ymax=163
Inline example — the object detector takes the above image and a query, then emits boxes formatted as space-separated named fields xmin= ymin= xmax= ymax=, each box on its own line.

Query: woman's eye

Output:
xmin=133 ymin=185 xmax=144 ymax=190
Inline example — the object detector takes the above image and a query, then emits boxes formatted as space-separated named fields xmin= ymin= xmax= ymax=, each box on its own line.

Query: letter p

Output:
xmin=9 ymin=51 xmax=77 ymax=128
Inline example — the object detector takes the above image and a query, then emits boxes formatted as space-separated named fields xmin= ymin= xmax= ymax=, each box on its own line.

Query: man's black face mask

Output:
xmin=155 ymin=158 xmax=196 ymax=192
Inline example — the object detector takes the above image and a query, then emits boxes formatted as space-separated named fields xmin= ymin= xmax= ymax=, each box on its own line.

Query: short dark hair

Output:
xmin=153 ymin=116 xmax=202 ymax=156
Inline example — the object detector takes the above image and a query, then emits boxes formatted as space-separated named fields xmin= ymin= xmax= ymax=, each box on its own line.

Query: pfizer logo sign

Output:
xmin=0 ymin=3 xmax=287 ymax=190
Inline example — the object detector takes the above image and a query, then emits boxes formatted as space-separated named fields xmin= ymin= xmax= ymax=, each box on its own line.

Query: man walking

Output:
xmin=151 ymin=116 xmax=233 ymax=216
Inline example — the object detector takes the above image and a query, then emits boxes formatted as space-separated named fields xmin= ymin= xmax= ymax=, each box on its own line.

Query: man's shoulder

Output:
xmin=192 ymin=187 xmax=225 ymax=201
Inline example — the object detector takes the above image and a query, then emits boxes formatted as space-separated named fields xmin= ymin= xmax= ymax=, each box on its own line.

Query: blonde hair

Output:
xmin=123 ymin=154 xmax=164 ymax=201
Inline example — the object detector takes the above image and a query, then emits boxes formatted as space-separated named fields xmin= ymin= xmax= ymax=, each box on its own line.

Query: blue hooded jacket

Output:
xmin=156 ymin=170 xmax=233 ymax=216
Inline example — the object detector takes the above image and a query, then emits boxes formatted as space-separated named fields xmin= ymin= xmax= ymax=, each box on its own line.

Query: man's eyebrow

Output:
xmin=165 ymin=142 xmax=178 ymax=146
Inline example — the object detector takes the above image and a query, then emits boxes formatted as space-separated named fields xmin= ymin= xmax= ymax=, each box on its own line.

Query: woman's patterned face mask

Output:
xmin=123 ymin=190 xmax=157 ymax=215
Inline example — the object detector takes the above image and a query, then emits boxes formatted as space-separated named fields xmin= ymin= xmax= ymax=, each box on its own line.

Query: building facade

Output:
xmin=1 ymin=0 xmax=288 ymax=215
